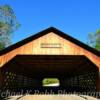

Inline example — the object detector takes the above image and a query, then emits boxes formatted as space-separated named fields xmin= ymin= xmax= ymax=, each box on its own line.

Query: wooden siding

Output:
xmin=0 ymin=32 xmax=100 ymax=69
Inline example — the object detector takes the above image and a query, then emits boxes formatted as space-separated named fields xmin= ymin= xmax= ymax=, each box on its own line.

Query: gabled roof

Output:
xmin=0 ymin=27 xmax=100 ymax=56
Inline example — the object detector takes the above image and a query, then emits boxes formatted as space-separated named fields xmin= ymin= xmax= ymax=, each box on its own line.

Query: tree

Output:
xmin=95 ymin=30 xmax=100 ymax=50
xmin=0 ymin=5 xmax=20 ymax=48
xmin=88 ymin=30 xmax=100 ymax=51
xmin=0 ymin=42 xmax=5 ymax=50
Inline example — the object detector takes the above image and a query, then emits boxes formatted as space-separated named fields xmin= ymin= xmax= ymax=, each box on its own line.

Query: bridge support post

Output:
xmin=96 ymin=70 xmax=100 ymax=91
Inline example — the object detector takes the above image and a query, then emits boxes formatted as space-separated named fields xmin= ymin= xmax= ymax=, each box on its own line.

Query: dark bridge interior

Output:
xmin=0 ymin=55 xmax=99 ymax=95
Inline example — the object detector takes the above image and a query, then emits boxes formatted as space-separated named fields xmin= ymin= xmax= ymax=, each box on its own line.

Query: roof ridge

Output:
xmin=0 ymin=27 xmax=100 ymax=56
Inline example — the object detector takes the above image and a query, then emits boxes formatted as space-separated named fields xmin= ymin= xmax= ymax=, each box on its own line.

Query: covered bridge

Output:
xmin=0 ymin=27 xmax=100 ymax=94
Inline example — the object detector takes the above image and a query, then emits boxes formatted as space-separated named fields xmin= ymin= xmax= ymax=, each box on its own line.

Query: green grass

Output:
xmin=43 ymin=78 xmax=59 ymax=85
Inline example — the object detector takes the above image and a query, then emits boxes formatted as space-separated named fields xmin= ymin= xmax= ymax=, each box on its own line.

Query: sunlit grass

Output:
xmin=42 ymin=78 xmax=60 ymax=87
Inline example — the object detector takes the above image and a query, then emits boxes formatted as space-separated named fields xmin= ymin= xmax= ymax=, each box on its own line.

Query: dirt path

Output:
xmin=43 ymin=83 xmax=59 ymax=86
xmin=9 ymin=95 xmax=99 ymax=100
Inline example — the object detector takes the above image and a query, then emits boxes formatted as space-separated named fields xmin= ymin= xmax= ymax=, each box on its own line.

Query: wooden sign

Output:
xmin=41 ymin=43 xmax=62 ymax=48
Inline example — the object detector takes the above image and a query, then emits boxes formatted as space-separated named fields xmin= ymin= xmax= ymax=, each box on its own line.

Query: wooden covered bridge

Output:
xmin=0 ymin=27 xmax=100 ymax=95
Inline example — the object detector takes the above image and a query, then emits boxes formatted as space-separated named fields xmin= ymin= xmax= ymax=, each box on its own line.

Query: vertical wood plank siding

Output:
xmin=0 ymin=32 xmax=100 ymax=69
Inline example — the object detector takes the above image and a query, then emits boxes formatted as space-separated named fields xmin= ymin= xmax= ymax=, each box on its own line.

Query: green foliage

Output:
xmin=95 ymin=30 xmax=100 ymax=51
xmin=43 ymin=78 xmax=59 ymax=85
xmin=0 ymin=42 xmax=5 ymax=50
xmin=0 ymin=4 xmax=20 ymax=48
xmin=0 ymin=22 xmax=5 ymax=28
xmin=95 ymin=44 xmax=100 ymax=50
xmin=88 ymin=32 xmax=95 ymax=47
xmin=88 ymin=29 xmax=100 ymax=51
xmin=96 ymin=30 xmax=100 ymax=35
